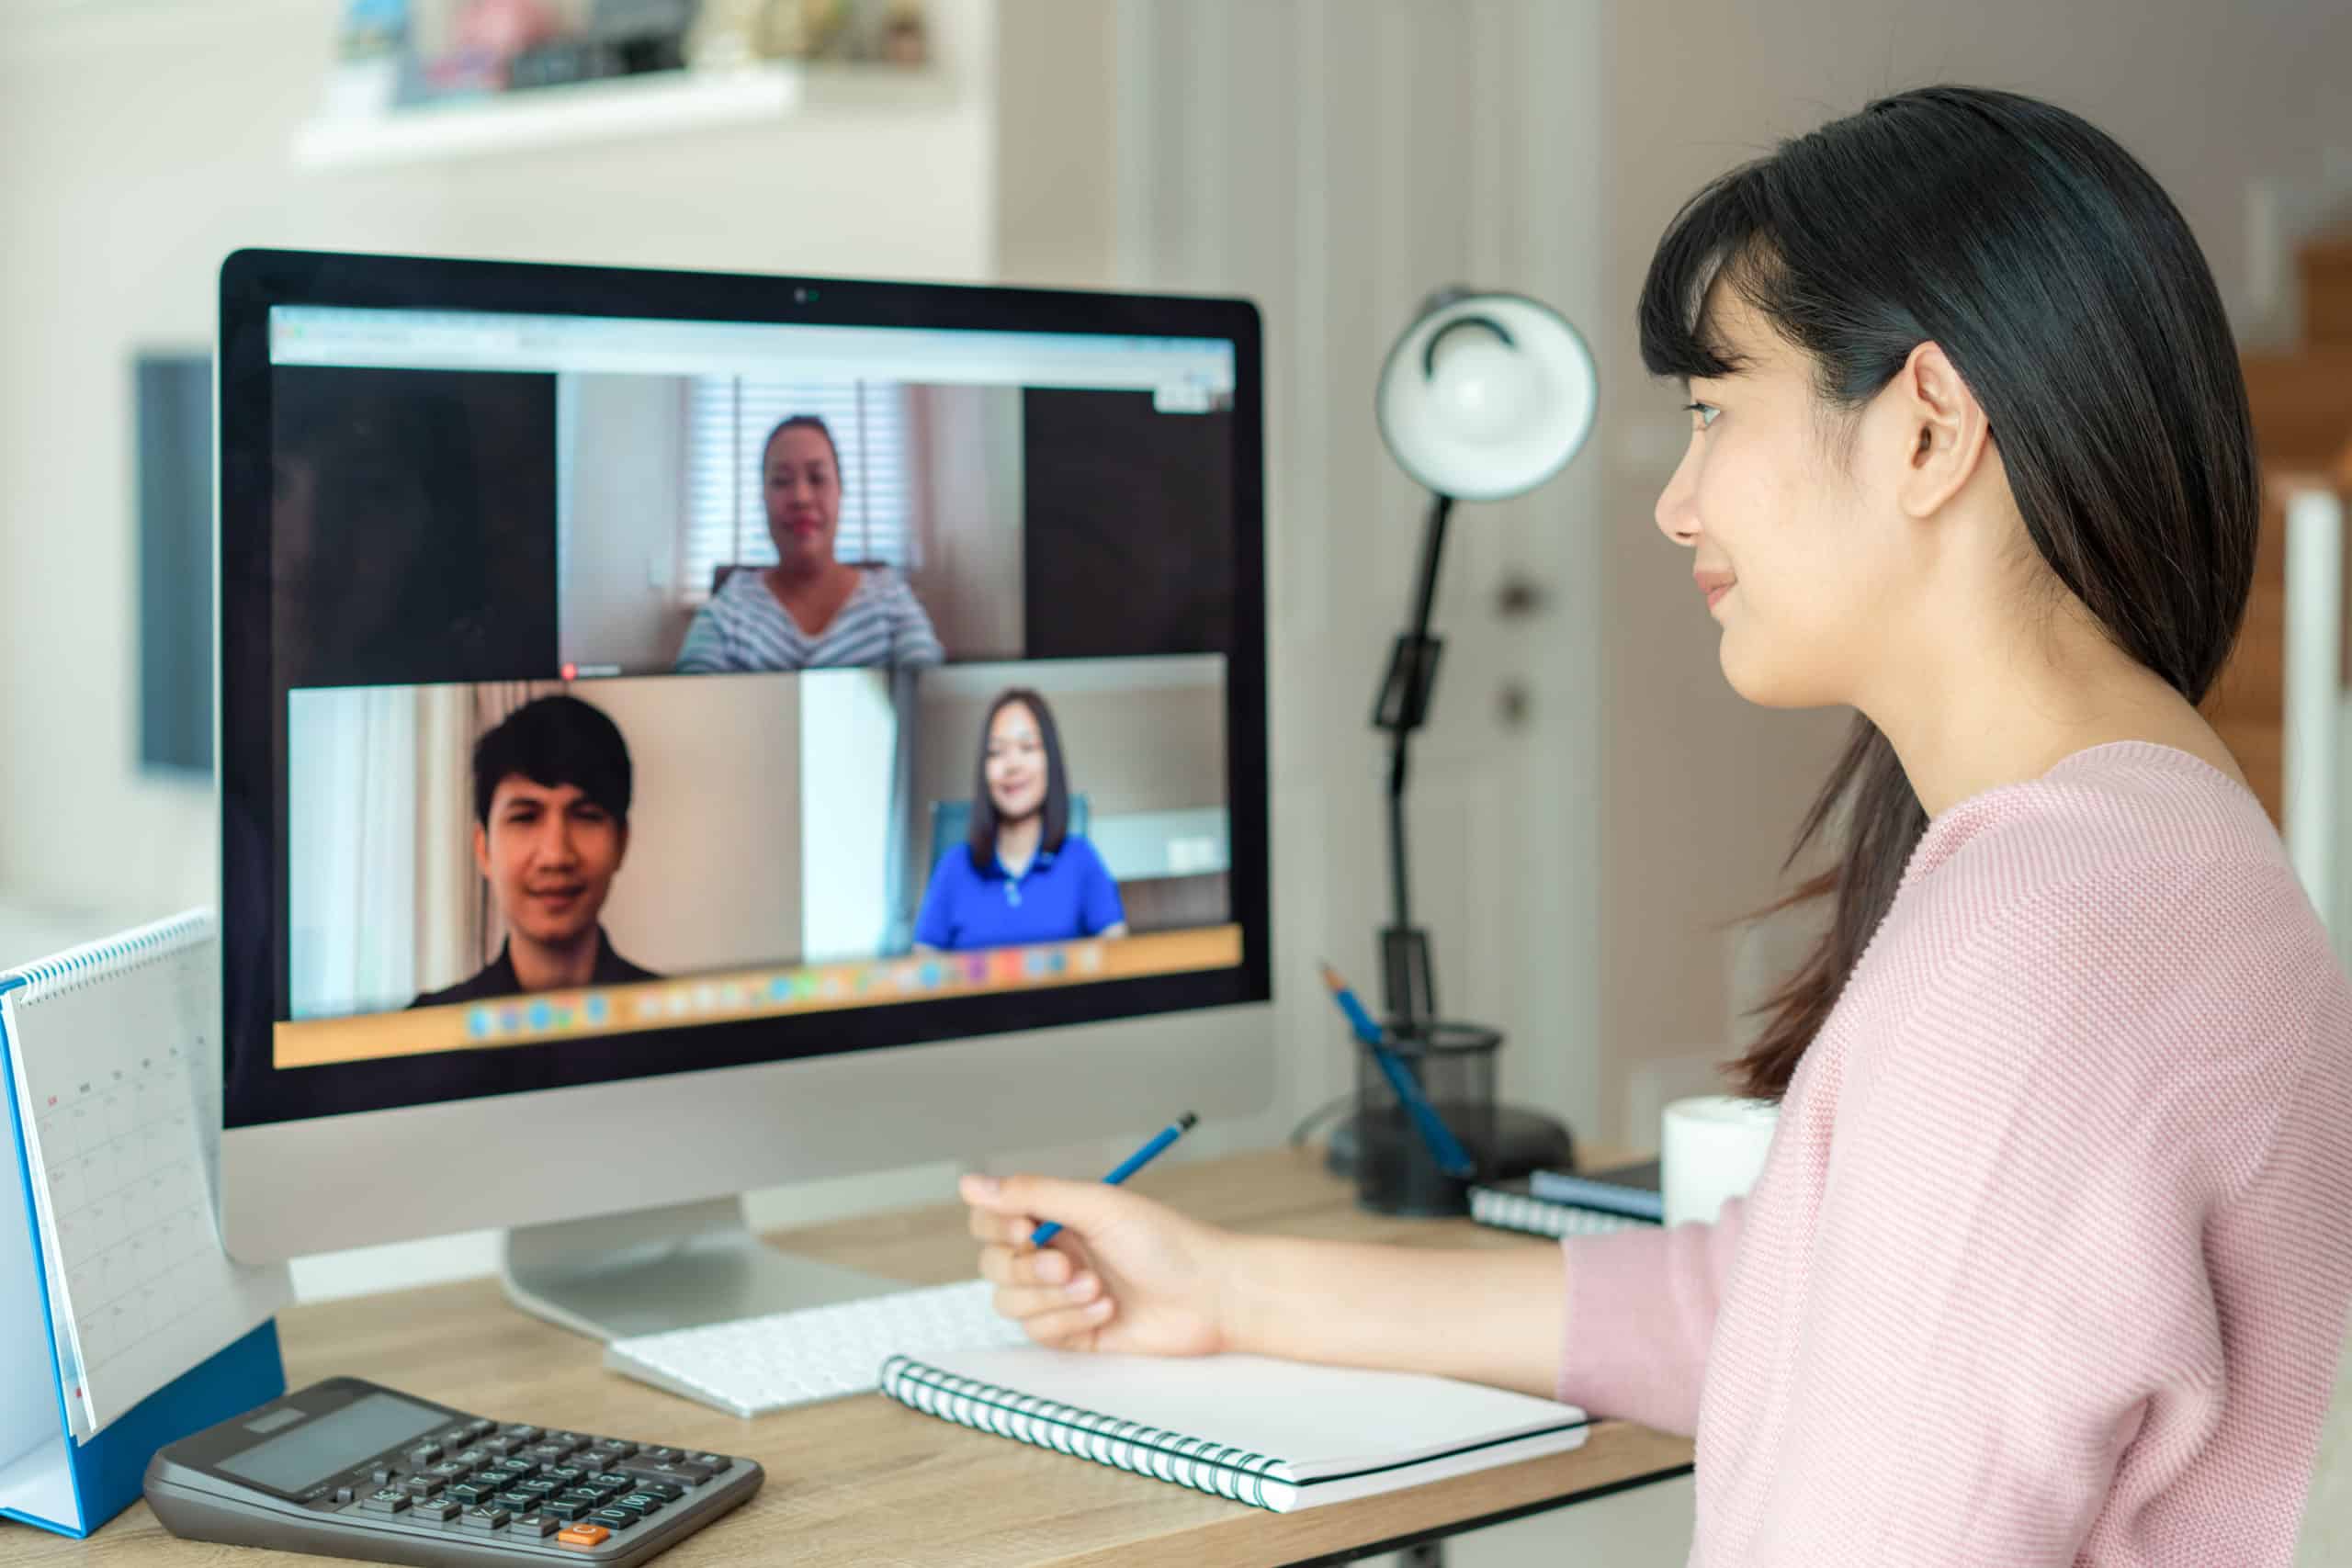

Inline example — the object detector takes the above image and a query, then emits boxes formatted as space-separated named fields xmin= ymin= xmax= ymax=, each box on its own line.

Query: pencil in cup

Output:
xmin=1317 ymin=964 xmax=1477 ymax=1180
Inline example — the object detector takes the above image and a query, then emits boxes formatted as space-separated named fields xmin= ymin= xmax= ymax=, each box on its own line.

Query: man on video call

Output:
xmin=412 ymin=694 xmax=660 ymax=1008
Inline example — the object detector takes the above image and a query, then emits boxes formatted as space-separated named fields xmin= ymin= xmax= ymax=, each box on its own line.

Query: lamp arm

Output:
xmin=1372 ymin=491 xmax=1454 ymax=1024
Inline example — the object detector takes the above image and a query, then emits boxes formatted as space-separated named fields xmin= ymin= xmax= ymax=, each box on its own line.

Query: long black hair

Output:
xmin=1639 ymin=85 xmax=2259 ymax=1101
xmin=967 ymin=688 xmax=1073 ymax=870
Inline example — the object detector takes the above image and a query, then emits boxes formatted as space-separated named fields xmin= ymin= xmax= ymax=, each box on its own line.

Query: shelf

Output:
xmin=292 ymin=62 xmax=933 ymax=170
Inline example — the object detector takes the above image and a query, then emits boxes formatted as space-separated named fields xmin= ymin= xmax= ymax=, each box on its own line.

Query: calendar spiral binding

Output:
xmin=6 ymin=910 xmax=212 ymax=1007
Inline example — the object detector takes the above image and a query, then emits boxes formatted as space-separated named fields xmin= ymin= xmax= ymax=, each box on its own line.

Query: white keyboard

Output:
xmin=604 ymin=1280 xmax=1031 ymax=1417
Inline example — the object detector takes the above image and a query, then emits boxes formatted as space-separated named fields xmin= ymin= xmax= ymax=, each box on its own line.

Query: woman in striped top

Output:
xmin=673 ymin=414 xmax=944 ymax=673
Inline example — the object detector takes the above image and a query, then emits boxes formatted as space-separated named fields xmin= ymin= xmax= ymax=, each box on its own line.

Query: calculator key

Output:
xmin=483 ymin=1436 xmax=526 ymax=1457
xmin=526 ymin=1443 xmax=573 ymax=1464
xmin=543 ymin=1465 xmax=585 ymax=1487
xmin=591 ymin=1438 xmax=638 ymax=1460
xmin=413 ymin=1497 xmax=462 ymax=1522
xmin=370 ymin=1466 xmax=395 ymax=1486
xmin=459 ymin=1505 xmax=512 ymax=1531
xmin=542 ymin=1430 xmax=588 ymax=1453
xmin=401 ymin=1475 xmax=445 ymax=1499
xmin=495 ymin=1458 xmax=542 ymax=1480
xmin=586 ymin=1507 xmax=638 ymax=1531
xmin=447 ymin=1482 xmax=500 ymax=1505
xmin=618 ymin=1479 xmax=684 ymax=1503
xmin=433 ymin=1426 xmax=472 ymax=1447
xmin=407 ymin=1443 xmax=443 ymax=1466
xmin=611 ymin=1493 xmax=664 ymax=1516
xmin=497 ymin=1491 xmax=541 ymax=1513
xmin=361 ymin=1488 xmax=411 ymax=1514
xmin=569 ymin=1451 xmax=610 ymax=1473
xmin=499 ymin=1424 xmax=544 ymax=1442
xmin=542 ymin=1498 xmax=593 ymax=1522
xmin=333 ymin=1485 xmax=356 ymax=1505
xmin=452 ymin=1448 xmax=491 ymax=1468
xmin=510 ymin=1511 xmax=560 ymax=1538
xmin=586 ymin=1473 xmax=631 ymax=1495
xmin=463 ymin=1418 xmax=495 ymax=1438
xmin=687 ymin=1451 xmax=732 ymax=1473
xmin=426 ymin=1461 xmax=471 ymax=1482
xmin=556 ymin=1523 xmax=611 ymax=1549
xmin=634 ymin=1447 xmax=682 ymax=1464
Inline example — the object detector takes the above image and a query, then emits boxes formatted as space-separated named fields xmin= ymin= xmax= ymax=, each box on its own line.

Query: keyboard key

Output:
xmin=459 ymin=1505 xmax=511 ymax=1531
xmin=510 ymin=1511 xmax=560 ymax=1538
xmin=556 ymin=1523 xmax=611 ymax=1548
xmin=686 ymin=1451 xmax=732 ymax=1473
xmin=586 ymin=1507 xmax=638 ymax=1531
xmin=360 ymin=1488 xmax=410 ymax=1514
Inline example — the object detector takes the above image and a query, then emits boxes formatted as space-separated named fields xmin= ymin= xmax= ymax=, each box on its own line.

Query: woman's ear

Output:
xmin=1890 ymin=340 xmax=1993 ymax=521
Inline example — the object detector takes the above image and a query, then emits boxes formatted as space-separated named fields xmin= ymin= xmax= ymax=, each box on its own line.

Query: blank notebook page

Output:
xmin=908 ymin=1346 xmax=1586 ymax=1479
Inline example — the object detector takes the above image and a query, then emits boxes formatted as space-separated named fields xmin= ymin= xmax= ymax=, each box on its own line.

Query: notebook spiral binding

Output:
xmin=10 ymin=911 xmax=210 ymax=1004
xmin=880 ymin=1354 xmax=1290 ymax=1510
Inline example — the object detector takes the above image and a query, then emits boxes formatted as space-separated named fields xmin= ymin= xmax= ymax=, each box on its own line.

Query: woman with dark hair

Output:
xmin=674 ymin=413 xmax=944 ymax=672
xmin=913 ymin=689 xmax=1126 ymax=952
xmin=955 ymin=87 xmax=2352 ymax=1563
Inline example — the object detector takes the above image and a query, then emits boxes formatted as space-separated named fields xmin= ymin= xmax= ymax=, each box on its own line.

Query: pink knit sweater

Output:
xmin=1558 ymin=740 xmax=2352 ymax=1565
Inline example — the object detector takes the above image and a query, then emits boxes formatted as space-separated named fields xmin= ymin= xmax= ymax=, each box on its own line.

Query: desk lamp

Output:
xmin=1329 ymin=286 xmax=1599 ymax=1190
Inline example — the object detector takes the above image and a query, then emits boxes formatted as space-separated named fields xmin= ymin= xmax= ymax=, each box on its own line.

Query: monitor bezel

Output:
xmin=217 ymin=247 xmax=1269 ymax=1130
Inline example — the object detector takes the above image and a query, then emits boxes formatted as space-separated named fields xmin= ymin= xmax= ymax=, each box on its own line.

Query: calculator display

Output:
xmin=216 ymin=1393 xmax=447 ymax=1495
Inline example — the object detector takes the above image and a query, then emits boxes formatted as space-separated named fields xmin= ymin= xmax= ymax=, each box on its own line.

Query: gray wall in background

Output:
xmin=135 ymin=354 xmax=210 ymax=775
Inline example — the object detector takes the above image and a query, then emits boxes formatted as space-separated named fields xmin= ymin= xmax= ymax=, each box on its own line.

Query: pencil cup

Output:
xmin=1351 ymin=1021 xmax=1500 ymax=1216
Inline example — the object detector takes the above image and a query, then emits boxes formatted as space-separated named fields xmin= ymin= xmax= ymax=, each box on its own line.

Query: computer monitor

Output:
xmin=214 ymin=250 xmax=1272 ymax=1337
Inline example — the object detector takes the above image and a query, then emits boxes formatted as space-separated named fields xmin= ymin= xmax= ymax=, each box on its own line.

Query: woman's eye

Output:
xmin=1684 ymin=400 xmax=1720 ymax=430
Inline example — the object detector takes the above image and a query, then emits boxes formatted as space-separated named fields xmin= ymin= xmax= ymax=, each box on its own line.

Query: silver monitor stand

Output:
xmin=498 ymin=1196 xmax=910 ymax=1342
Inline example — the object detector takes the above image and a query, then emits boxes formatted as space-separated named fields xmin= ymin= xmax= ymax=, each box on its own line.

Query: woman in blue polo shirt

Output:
xmin=914 ymin=688 xmax=1127 ymax=951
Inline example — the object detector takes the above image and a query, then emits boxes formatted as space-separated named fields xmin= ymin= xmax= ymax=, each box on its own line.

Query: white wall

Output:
xmin=0 ymin=0 xmax=998 ymax=926
xmin=560 ymin=374 xmax=694 ymax=674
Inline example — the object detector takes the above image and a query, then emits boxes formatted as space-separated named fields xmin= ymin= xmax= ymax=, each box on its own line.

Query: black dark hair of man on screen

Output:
xmin=411 ymin=694 xmax=659 ymax=1009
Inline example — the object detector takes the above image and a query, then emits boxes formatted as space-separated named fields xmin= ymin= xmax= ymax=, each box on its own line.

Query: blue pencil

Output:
xmin=1028 ymin=1112 xmax=1197 ymax=1247
xmin=1319 ymin=963 xmax=1477 ymax=1179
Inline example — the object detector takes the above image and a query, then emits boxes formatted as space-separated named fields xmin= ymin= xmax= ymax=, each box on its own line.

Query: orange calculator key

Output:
xmin=556 ymin=1523 xmax=611 ymax=1548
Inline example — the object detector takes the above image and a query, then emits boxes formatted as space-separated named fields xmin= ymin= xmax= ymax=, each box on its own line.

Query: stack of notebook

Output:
xmin=1468 ymin=1159 xmax=1664 ymax=1239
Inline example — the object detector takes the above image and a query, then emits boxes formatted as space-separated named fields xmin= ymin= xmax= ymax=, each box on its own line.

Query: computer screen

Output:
xmin=218 ymin=254 xmax=1268 ymax=1132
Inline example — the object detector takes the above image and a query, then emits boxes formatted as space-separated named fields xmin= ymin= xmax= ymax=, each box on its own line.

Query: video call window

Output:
xmin=265 ymin=306 xmax=1247 ymax=1067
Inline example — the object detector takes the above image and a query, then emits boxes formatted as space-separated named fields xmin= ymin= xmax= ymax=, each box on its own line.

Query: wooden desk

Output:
xmin=0 ymin=1145 xmax=1691 ymax=1567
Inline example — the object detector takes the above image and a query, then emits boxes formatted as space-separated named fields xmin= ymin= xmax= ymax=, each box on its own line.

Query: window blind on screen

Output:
xmin=682 ymin=378 xmax=914 ymax=604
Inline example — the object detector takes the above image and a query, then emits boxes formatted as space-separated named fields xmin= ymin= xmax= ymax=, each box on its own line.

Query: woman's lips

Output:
xmin=1706 ymin=583 xmax=1734 ymax=609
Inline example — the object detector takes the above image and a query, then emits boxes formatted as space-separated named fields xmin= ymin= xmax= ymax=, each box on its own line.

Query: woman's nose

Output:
xmin=1654 ymin=446 xmax=1702 ymax=547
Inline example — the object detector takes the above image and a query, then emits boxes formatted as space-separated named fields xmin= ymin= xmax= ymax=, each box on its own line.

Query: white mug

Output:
xmin=1661 ymin=1094 xmax=1780 ymax=1227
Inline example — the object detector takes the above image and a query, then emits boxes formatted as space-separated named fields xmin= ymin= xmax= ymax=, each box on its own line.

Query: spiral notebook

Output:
xmin=0 ymin=910 xmax=289 ymax=1536
xmin=879 ymin=1346 xmax=1589 ymax=1512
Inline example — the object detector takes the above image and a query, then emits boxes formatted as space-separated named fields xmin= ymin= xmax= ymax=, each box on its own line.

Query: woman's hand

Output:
xmin=962 ymin=1172 xmax=1238 ymax=1357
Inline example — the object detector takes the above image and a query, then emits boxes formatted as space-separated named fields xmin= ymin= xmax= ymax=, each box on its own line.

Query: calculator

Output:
xmin=142 ymin=1376 xmax=762 ymax=1566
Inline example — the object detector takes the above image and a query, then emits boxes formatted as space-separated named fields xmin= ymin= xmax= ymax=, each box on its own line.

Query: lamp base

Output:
xmin=1324 ymin=1102 xmax=1575 ymax=1215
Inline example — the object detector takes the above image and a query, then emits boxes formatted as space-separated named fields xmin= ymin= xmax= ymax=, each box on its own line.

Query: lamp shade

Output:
xmin=1374 ymin=288 xmax=1598 ymax=502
